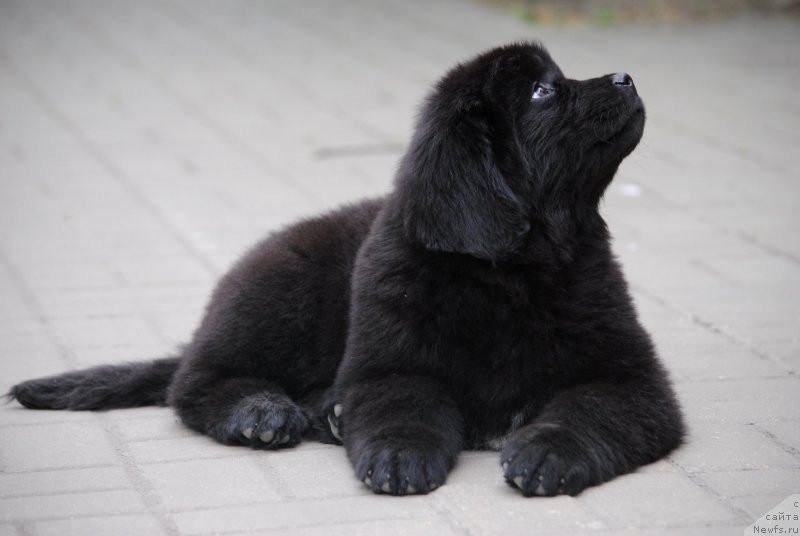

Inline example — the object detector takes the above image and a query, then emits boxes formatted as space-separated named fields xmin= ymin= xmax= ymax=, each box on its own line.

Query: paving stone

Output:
xmin=449 ymin=451 xmax=508 ymax=484
xmin=698 ymin=469 xmax=800 ymax=499
xmin=264 ymin=444 xmax=368 ymax=499
xmin=0 ymin=289 xmax=38 ymax=322
xmin=0 ymin=321 xmax=60 ymax=354
xmin=14 ymin=260 xmax=120 ymax=291
xmin=111 ymin=256 xmax=214 ymax=286
xmin=111 ymin=414 xmax=193 ymax=443
xmin=438 ymin=455 xmax=607 ymax=532
xmin=593 ymin=528 xmax=742 ymax=536
xmin=102 ymin=406 xmax=174 ymax=421
xmin=670 ymin=423 xmax=800 ymax=473
xmin=0 ymin=490 xmax=146 ymax=522
xmin=676 ymin=377 xmax=800 ymax=403
xmin=171 ymin=495 xmax=439 ymax=535
xmin=138 ymin=457 xmax=282 ymax=510
xmin=249 ymin=517 xmax=462 ymax=536
xmin=760 ymin=421 xmax=800 ymax=452
xmin=658 ymin=342 xmax=786 ymax=382
xmin=680 ymin=397 xmax=800 ymax=425
xmin=68 ymin=344 xmax=176 ymax=368
xmin=0 ymin=421 xmax=120 ymax=472
xmin=32 ymin=514 xmax=166 ymax=536
xmin=581 ymin=473 xmax=742 ymax=528
xmin=0 ymin=349 xmax=72 ymax=389
xmin=0 ymin=406 xmax=97 ymax=427
xmin=127 ymin=436 xmax=247 ymax=464
xmin=0 ymin=466 xmax=130 ymax=498
xmin=729 ymin=494 xmax=790 ymax=522
xmin=34 ymin=285 xmax=210 ymax=319
xmin=51 ymin=316 xmax=163 ymax=349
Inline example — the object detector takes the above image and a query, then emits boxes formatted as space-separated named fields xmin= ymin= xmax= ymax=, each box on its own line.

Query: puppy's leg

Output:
xmin=341 ymin=375 xmax=464 ymax=496
xmin=501 ymin=379 xmax=684 ymax=497
xmin=169 ymin=374 xmax=309 ymax=449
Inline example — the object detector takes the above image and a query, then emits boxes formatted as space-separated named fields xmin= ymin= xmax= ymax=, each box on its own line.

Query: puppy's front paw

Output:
xmin=353 ymin=429 xmax=452 ymax=496
xmin=214 ymin=392 xmax=308 ymax=449
xmin=501 ymin=424 xmax=603 ymax=497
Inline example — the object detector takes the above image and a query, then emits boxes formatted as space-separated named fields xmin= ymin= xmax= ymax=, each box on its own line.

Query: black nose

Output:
xmin=612 ymin=72 xmax=635 ymax=88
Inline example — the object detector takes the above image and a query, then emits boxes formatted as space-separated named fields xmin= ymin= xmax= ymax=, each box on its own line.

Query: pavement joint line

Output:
xmin=0 ymin=416 xmax=98 ymax=429
xmin=0 ymin=49 xmax=223 ymax=281
xmin=675 ymin=374 xmax=796 ymax=386
xmin=1 ymin=485 xmax=133 ymax=501
xmin=730 ymin=228 xmax=800 ymax=265
xmin=429 ymin=493 xmax=479 ymax=536
xmin=3 ymin=509 xmax=167 ymax=526
xmin=630 ymin=282 xmax=793 ymax=372
xmin=690 ymin=258 xmax=743 ymax=287
xmin=667 ymin=460 xmax=753 ymax=525
xmin=155 ymin=489 xmax=417 ymax=511
xmin=0 ymin=496 xmax=393 ymax=525
xmin=637 ymin=178 xmax=800 ymax=266
xmin=98 ymin=412 xmax=182 ymax=536
xmin=123 ymin=450 xmax=256 ymax=466
xmin=312 ymin=142 xmax=407 ymax=160
xmin=0 ymin=462 xmax=121 ymax=476
xmin=244 ymin=454 xmax=298 ymax=502
xmin=752 ymin=424 xmax=800 ymax=460
xmin=0 ymin=410 xmax=177 ymax=429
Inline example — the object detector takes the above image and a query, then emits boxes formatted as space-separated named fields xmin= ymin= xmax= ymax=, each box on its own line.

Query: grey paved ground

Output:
xmin=0 ymin=1 xmax=798 ymax=535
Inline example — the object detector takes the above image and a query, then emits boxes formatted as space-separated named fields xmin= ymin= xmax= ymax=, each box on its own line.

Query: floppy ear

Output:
xmin=397 ymin=106 xmax=529 ymax=260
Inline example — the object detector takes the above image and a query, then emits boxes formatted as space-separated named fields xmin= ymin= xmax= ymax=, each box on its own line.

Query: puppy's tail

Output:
xmin=7 ymin=357 xmax=181 ymax=411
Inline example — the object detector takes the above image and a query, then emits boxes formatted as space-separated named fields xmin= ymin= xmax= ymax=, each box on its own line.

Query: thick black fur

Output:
xmin=9 ymin=42 xmax=684 ymax=497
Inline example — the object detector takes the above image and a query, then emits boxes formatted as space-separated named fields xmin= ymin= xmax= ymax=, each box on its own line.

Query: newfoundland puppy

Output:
xmin=10 ymin=42 xmax=684 ymax=497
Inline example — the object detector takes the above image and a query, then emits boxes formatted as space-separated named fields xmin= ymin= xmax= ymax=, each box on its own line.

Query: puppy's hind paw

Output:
xmin=214 ymin=392 xmax=309 ymax=449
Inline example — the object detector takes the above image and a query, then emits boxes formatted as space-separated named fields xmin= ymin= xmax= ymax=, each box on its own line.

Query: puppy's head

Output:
xmin=397 ymin=42 xmax=645 ymax=261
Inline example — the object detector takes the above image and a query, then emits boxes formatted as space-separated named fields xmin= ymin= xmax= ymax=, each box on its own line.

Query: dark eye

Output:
xmin=532 ymin=82 xmax=554 ymax=100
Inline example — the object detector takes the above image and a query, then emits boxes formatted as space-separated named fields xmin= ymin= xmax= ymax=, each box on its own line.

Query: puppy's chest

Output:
xmin=422 ymin=277 xmax=573 ymax=447
xmin=411 ymin=272 xmax=572 ymax=385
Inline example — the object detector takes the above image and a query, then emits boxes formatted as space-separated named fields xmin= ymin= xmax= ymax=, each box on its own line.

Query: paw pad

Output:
xmin=217 ymin=393 xmax=308 ymax=449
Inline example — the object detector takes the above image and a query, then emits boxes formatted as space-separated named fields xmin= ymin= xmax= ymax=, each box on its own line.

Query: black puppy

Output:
xmin=10 ymin=42 xmax=684 ymax=497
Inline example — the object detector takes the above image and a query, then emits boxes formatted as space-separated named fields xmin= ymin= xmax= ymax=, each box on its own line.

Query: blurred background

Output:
xmin=485 ymin=0 xmax=799 ymax=23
